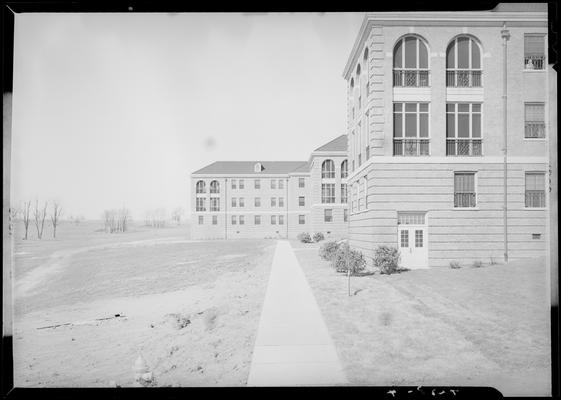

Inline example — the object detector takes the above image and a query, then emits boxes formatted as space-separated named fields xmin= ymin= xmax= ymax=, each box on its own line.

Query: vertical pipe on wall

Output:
xmin=225 ymin=178 xmax=228 ymax=240
xmin=501 ymin=23 xmax=510 ymax=263
xmin=286 ymin=177 xmax=289 ymax=239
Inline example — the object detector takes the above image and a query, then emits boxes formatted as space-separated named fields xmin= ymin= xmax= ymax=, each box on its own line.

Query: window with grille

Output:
xmin=324 ymin=209 xmax=333 ymax=222
xmin=299 ymin=196 xmax=305 ymax=207
xmin=271 ymin=179 xmax=276 ymax=189
xmin=198 ymin=215 xmax=204 ymax=225
xmin=400 ymin=230 xmax=409 ymax=247
xmin=415 ymin=230 xmax=423 ymax=247
xmin=525 ymin=103 xmax=545 ymax=138
xmin=239 ymin=197 xmax=244 ymax=207
xmin=239 ymin=215 xmax=245 ymax=225
xmin=239 ymin=179 xmax=244 ymax=189
xmin=254 ymin=197 xmax=261 ymax=207
xmin=299 ymin=215 xmax=305 ymax=224
xmin=231 ymin=215 xmax=237 ymax=225
xmin=341 ymin=160 xmax=348 ymax=179
xmin=254 ymin=215 xmax=261 ymax=225
xmin=393 ymin=36 xmax=430 ymax=87
xmin=210 ymin=198 xmax=220 ymax=211
xmin=232 ymin=198 xmax=237 ymax=207
xmin=279 ymin=197 xmax=284 ymax=207
xmin=196 ymin=198 xmax=206 ymax=212
xmin=271 ymin=197 xmax=276 ymax=207
xmin=321 ymin=184 xmax=335 ymax=204
xmin=196 ymin=180 xmax=206 ymax=194
xmin=212 ymin=215 xmax=218 ymax=225
xmin=279 ymin=215 xmax=284 ymax=225
xmin=398 ymin=212 xmax=425 ymax=225
xmin=254 ymin=179 xmax=260 ymax=189
xmin=454 ymin=172 xmax=476 ymax=207
xmin=321 ymin=160 xmax=335 ymax=179
xmin=298 ymin=178 xmax=305 ymax=188
xmin=525 ymin=172 xmax=545 ymax=207
xmin=524 ymin=34 xmax=545 ymax=70
xmin=393 ymin=103 xmax=430 ymax=156
xmin=210 ymin=180 xmax=220 ymax=194
xmin=231 ymin=179 xmax=237 ymax=189
xmin=446 ymin=103 xmax=482 ymax=156
xmin=446 ymin=36 xmax=482 ymax=87
xmin=279 ymin=179 xmax=284 ymax=189
xmin=341 ymin=184 xmax=348 ymax=203
xmin=271 ymin=215 xmax=276 ymax=225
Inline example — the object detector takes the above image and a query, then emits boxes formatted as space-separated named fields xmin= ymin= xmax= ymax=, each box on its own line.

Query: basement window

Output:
xmin=532 ymin=233 xmax=542 ymax=240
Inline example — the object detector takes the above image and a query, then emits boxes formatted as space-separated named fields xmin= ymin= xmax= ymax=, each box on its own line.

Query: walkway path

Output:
xmin=247 ymin=240 xmax=347 ymax=386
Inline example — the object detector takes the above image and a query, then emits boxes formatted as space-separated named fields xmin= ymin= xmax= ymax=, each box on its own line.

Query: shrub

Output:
xmin=313 ymin=232 xmax=325 ymax=242
xmin=374 ymin=246 xmax=401 ymax=274
xmin=449 ymin=261 xmax=461 ymax=269
xmin=473 ymin=260 xmax=484 ymax=268
xmin=331 ymin=242 xmax=366 ymax=275
xmin=319 ymin=241 xmax=340 ymax=261
xmin=297 ymin=232 xmax=312 ymax=243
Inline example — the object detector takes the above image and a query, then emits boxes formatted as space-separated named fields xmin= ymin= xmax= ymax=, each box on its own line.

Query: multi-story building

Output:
xmin=343 ymin=3 xmax=553 ymax=268
xmin=190 ymin=135 xmax=349 ymax=240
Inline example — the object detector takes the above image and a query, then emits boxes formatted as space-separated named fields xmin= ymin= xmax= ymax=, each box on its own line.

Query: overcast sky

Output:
xmin=11 ymin=12 xmax=364 ymax=220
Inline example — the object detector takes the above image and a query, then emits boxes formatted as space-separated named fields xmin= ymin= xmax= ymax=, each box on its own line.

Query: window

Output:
xmin=239 ymin=215 xmax=245 ymax=225
xmin=324 ymin=209 xmax=333 ymax=222
xmin=525 ymin=172 xmax=546 ymax=207
xmin=532 ymin=233 xmax=541 ymax=240
xmin=298 ymin=178 xmax=305 ymax=188
xmin=231 ymin=198 xmax=237 ymax=207
xmin=362 ymin=177 xmax=368 ymax=210
xmin=299 ymin=196 xmax=305 ymax=207
xmin=393 ymin=103 xmax=430 ymax=156
xmin=198 ymin=215 xmax=204 ymax=225
xmin=271 ymin=197 xmax=276 ymax=207
xmin=398 ymin=212 xmax=425 ymax=225
xmin=239 ymin=179 xmax=244 ymax=189
xmin=279 ymin=215 xmax=284 ymax=225
xmin=254 ymin=179 xmax=260 ymax=189
xmin=232 ymin=215 xmax=237 ymax=225
xmin=321 ymin=160 xmax=335 ymax=179
xmin=393 ymin=36 xmax=429 ymax=87
xmin=279 ymin=179 xmax=284 ymax=189
xmin=525 ymin=103 xmax=545 ymax=138
xmin=254 ymin=215 xmax=261 ymax=225
xmin=341 ymin=160 xmax=348 ymax=179
xmin=415 ymin=230 xmax=423 ymax=248
xmin=231 ymin=179 xmax=237 ymax=189
xmin=271 ymin=179 xmax=276 ymax=189
xmin=400 ymin=230 xmax=409 ymax=248
xmin=321 ymin=184 xmax=335 ymax=204
xmin=524 ymin=34 xmax=545 ymax=70
xmin=254 ymin=197 xmax=261 ymax=207
xmin=210 ymin=198 xmax=220 ymax=212
xmin=196 ymin=180 xmax=206 ymax=194
xmin=299 ymin=215 xmax=305 ymax=225
xmin=254 ymin=162 xmax=262 ymax=172
xmin=239 ymin=197 xmax=245 ymax=207
xmin=344 ymin=209 xmax=348 ymax=222
xmin=212 ymin=215 xmax=218 ymax=225
xmin=196 ymin=198 xmax=206 ymax=212
xmin=352 ymin=182 xmax=358 ymax=213
xmin=454 ymin=172 xmax=476 ymax=208
xmin=271 ymin=215 xmax=276 ymax=225
xmin=446 ymin=103 xmax=482 ymax=156
xmin=210 ymin=180 xmax=220 ymax=194
xmin=446 ymin=36 xmax=482 ymax=87
xmin=279 ymin=197 xmax=284 ymax=207
xmin=341 ymin=184 xmax=348 ymax=203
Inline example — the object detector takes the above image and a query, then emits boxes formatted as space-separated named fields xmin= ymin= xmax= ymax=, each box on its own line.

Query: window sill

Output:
xmin=524 ymin=207 xmax=547 ymax=210
xmin=452 ymin=207 xmax=480 ymax=210
xmin=523 ymin=137 xmax=546 ymax=141
xmin=523 ymin=69 xmax=546 ymax=73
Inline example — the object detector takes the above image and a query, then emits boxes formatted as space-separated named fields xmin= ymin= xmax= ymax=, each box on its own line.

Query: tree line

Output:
xmin=9 ymin=200 xmax=63 ymax=239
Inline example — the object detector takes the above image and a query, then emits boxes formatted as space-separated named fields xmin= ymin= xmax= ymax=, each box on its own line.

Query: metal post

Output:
xmin=501 ymin=23 xmax=510 ymax=263
xmin=224 ymin=178 xmax=227 ymax=240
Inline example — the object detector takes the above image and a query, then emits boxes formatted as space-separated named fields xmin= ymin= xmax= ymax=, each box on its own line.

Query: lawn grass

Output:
xmin=11 ymin=222 xmax=276 ymax=387
xmin=292 ymin=240 xmax=551 ymax=397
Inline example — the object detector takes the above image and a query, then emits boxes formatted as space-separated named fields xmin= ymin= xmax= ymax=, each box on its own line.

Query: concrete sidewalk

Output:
xmin=247 ymin=240 xmax=347 ymax=386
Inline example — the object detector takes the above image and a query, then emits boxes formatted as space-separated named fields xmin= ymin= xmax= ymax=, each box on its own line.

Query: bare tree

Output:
xmin=104 ymin=207 xmax=131 ymax=233
xmin=50 ymin=201 xmax=63 ymax=238
xmin=21 ymin=201 xmax=32 ymax=240
xmin=171 ymin=207 xmax=184 ymax=225
xmin=33 ymin=200 xmax=48 ymax=239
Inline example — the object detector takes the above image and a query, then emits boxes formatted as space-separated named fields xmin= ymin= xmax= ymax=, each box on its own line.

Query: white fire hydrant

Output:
xmin=132 ymin=354 xmax=154 ymax=386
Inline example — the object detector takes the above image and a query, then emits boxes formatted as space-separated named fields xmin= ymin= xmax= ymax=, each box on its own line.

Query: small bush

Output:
xmin=374 ymin=246 xmax=401 ymax=275
xmin=319 ymin=241 xmax=340 ymax=261
xmin=313 ymin=232 xmax=325 ymax=242
xmin=297 ymin=232 xmax=312 ymax=243
xmin=331 ymin=242 xmax=366 ymax=275
xmin=449 ymin=261 xmax=461 ymax=269
xmin=473 ymin=260 xmax=484 ymax=268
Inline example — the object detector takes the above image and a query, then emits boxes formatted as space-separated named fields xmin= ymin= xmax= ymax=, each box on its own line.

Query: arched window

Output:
xmin=196 ymin=180 xmax=206 ymax=194
xmin=350 ymin=78 xmax=354 ymax=89
xmin=341 ymin=160 xmax=348 ymax=179
xmin=363 ymin=47 xmax=369 ymax=61
xmin=210 ymin=180 xmax=220 ymax=194
xmin=446 ymin=36 xmax=482 ymax=87
xmin=393 ymin=35 xmax=429 ymax=87
xmin=321 ymin=159 xmax=335 ymax=179
xmin=356 ymin=63 xmax=361 ymax=77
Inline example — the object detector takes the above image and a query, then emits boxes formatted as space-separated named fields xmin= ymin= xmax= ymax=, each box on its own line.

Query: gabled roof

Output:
xmin=192 ymin=161 xmax=308 ymax=175
xmin=313 ymin=135 xmax=347 ymax=152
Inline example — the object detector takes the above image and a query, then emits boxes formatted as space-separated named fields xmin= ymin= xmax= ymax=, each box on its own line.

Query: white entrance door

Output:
xmin=398 ymin=225 xmax=428 ymax=269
